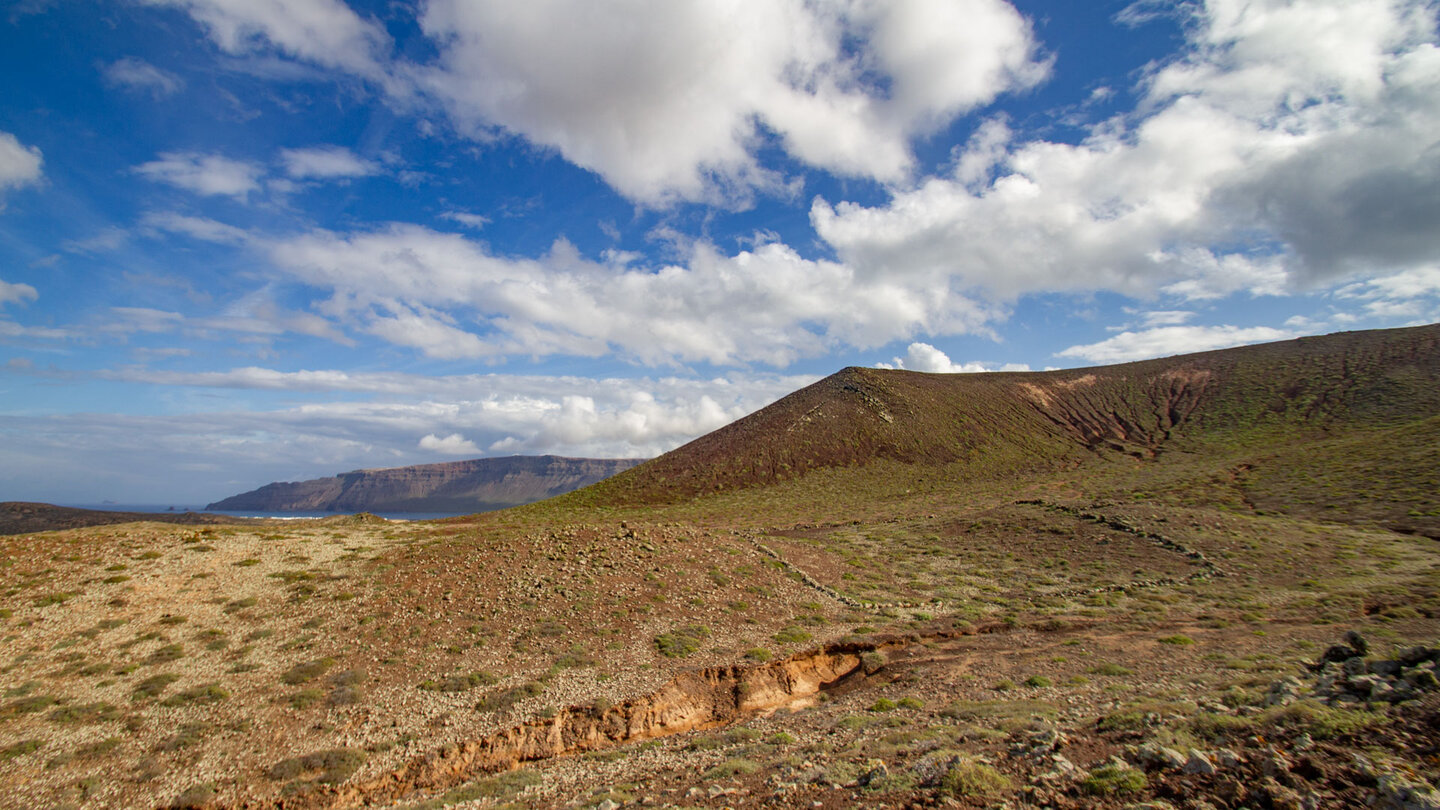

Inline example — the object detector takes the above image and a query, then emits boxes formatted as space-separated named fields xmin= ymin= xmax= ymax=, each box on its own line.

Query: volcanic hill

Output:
xmin=581 ymin=324 xmax=1439 ymax=536
xmin=206 ymin=455 xmax=645 ymax=514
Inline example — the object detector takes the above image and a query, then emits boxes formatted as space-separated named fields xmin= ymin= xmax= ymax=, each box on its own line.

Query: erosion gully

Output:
xmin=228 ymin=628 xmax=1004 ymax=810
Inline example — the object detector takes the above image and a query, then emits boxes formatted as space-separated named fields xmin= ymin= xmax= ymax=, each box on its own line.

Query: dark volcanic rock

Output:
xmin=206 ymin=455 xmax=646 ymax=514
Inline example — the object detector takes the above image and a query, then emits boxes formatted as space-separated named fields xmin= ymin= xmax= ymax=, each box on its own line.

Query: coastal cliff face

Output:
xmin=206 ymin=456 xmax=646 ymax=513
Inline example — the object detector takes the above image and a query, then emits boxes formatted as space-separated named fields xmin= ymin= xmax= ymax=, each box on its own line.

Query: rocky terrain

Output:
xmin=0 ymin=325 xmax=1437 ymax=809
xmin=206 ymin=456 xmax=644 ymax=514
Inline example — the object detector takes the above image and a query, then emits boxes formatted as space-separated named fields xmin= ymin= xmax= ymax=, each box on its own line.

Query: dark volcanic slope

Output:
xmin=207 ymin=455 xmax=646 ymax=513
xmin=0 ymin=502 xmax=253 ymax=536
xmin=590 ymin=325 xmax=1440 ymax=517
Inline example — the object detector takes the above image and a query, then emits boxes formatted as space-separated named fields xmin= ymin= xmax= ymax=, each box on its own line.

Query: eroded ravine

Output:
xmin=242 ymin=640 xmax=899 ymax=809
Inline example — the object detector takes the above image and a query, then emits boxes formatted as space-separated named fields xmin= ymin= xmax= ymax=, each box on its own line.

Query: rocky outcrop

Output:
xmin=206 ymin=456 xmax=645 ymax=513
xmin=1296 ymin=632 xmax=1440 ymax=705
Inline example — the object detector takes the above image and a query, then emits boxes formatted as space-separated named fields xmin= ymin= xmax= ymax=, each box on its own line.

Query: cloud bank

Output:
xmin=814 ymin=0 xmax=1440 ymax=306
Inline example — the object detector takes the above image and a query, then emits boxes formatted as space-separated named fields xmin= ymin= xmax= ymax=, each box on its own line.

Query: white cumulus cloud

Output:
xmin=0 ymin=131 xmax=43 ymax=193
xmin=418 ymin=433 xmax=480 ymax=455
xmin=1335 ymin=265 xmax=1440 ymax=321
xmin=103 ymin=57 xmax=184 ymax=97
xmin=140 ymin=0 xmax=394 ymax=85
xmin=262 ymin=223 xmax=1002 ymax=366
xmin=1056 ymin=325 xmax=1297 ymax=364
xmin=813 ymin=0 xmax=1440 ymax=305
xmin=879 ymin=341 xmax=1029 ymax=373
xmin=134 ymin=151 xmax=264 ymax=198
xmin=415 ymin=0 xmax=1046 ymax=204
xmin=0 ymin=279 xmax=39 ymax=307
xmin=280 ymin=145 xmax=378 ymax=179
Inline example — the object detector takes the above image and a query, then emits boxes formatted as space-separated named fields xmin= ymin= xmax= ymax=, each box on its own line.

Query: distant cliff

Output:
xmin=206 ymin=455 xmax=647 ymax=513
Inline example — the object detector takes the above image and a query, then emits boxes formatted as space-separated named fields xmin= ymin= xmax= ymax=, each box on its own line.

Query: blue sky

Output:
xmin=1 ymin=0 xmax=1438 ymax=505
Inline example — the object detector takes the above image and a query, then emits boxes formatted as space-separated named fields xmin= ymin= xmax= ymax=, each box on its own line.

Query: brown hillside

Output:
xmin=587 ymin=324 xmax=1440 ymax=506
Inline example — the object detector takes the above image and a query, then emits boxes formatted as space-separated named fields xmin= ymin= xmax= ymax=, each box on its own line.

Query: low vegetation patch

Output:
xmin=3 ymin=694 xmax=59 ymax=716
xmin=133 ymin=673 xmax=181 ymax=699
xmin=48 ymin=701 xmax=118 ymax=724
xmin=1 ymin=739 xmax=43 ymax=760
xmin=267 ymin=747 xmax=367 ymax=786
xmin=419 ymin=671 xmax=498 ymax=692
xmin=704 ymin=758 xmax=761 ymax=780
xmin=940 ymin=758 xmax=1011 ymax=798
xmin=281 ymin=658 xmax=335 ymax=685
xmin=410 ymin=769 xmax=540 ymax=809
xmin=654 ymin=625 xmax=709 ymax=658
xmin=475 ymin=681 xmax=545 ymax=713
xmin=144 ymin=644 xmax=184 ymax=665
xmin=772 ymin=626 xmax=813 ymax=645
xmin=1261 ymin=700 xmax=1388 ymax=740
xmin=162 ymin=683 xmax=229 ymax=706
xmin=1081 ymin=763 xmax=1147 ymax=796
xmin=155 ymin=723 xmax=205 ymax=752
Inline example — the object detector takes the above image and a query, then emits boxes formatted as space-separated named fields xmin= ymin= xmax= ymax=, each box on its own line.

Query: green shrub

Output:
xmin=655 ymin=625 xmax=709 ymax=658
xmin=75 ymin=737 xmax=123 ymax=758
xmin=155 ymin=723 xmax=205 ymax=752
xmin=4 ymin=694 xmax=59 ymax=715
xmin=1081 ymin=763 xmax=1146 ymax=795
xmin=1024 ymin=675 xmax=1053 ymax=688
xmin=772 ymin=626 xmax=812 ymax=644
xmin=418 ymin=671 xmax=497 ymax=692
xmin=1 ymin=739 xmax=43 ymax=760
xmin=47 ymin=702 xmax=118 ymax=724
xmin=281 ymin=658 xmax=335 ymax=685
xmin=224 ymin=597 xmax=257 ymax=612
xmin=162 ymin=683 xmax=229 ymax=706
xmin=266 ymin=747 xmax=367 ymax=785
xmin=1188 ymin=712 xmax=1256 ymax=742
xmin=1262 ymin=700 xmax=1387 ymax=740
xmin=145 ymin=644 xmax=184 ymax=665
xmin=704 ymin=758 xmax=761 ymax=779
xmin=474 ymin=681 xmax=545 ymax=713
xmin=940 ymin=759 xmax=1011 ymax=798
xmin=286 ymin=689 xmax=324 ymax=709
xmin=1158 ymin=635 xmax=1195 ymax=646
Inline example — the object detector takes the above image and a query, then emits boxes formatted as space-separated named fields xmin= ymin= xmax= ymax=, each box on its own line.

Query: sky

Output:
xmin=1 ymin=0 xmax=1438 ymax=505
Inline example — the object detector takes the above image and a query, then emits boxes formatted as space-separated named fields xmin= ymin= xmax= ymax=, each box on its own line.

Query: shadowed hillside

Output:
xmin=581 ymin=325 xmax=1440 ymax=533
